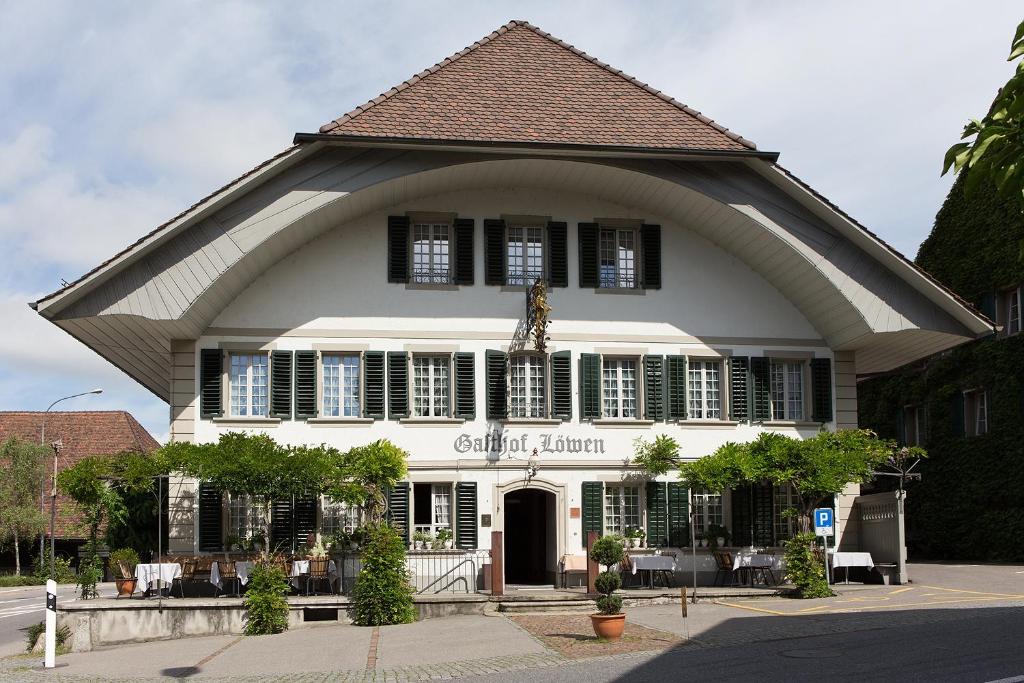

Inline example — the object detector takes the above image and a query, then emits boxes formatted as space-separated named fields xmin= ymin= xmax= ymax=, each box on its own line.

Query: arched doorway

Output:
xmin=503 ymin=488 xmax=557 ymax=586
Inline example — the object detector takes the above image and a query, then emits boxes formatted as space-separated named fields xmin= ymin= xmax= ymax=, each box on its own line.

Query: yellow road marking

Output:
xmin=919 ymin=585 xmax=1022 ymax=598
xmin=717 ymin=593 xmax=1024 ymax=617
xmin=888 ymin=587 xmax=914 ymax=595
xmin=715 ymin=601 xmax=792 ymax=616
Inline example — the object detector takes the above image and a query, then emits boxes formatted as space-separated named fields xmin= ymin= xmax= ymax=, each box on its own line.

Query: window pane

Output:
xmin=433 ymin=357 xmax=449 ymax=417
xmin=412 ymin=223 xmax=450 ymax=284
xmin=620 ymin=360 xmax=637 ymax=418
xmin=230 ymin=353 xmax=268 ymax=417
xmin=529 ymin=355 xmax=546 ymax=417
xmin=230 ymin=354 xmax=248 ymax=416
xmin=413 ymin=356 xmax=431 ymax=417
xmin=251 ymin=355 xmax=268 ymax=417
xmin=688 ymin=361 xmax=703 ymax=419
xmin=342 ymin=356 xmax=360 ymax=417
xmin=507 ymin=227 xmax=524 ymax=286
xmin=507 ymin=226 xmax=543 ymax=286
xmin=623 ymin=486 xmax=640 ymax=530
xmin=773 ymin=485 xmax=798 ymax=542
xmin=602 ymin=360 xmax=620 ymax=417
xmin=599 ymin=229 xmax=617 ymax=288
xmin=786 ymin=363 xmax=803 ymax=421
xmin=617 ymin=230 xmax=635 ymax=288
xmin=705 ymin=362 xmax=720 ymax=419
xmin=322 ymin=355 xmax=340 ymax=417
xmin=693 ymin=488 xmax=723 ymax=536
xmin=770 ymin=362 xmax=785 ymax=420
xmin=432 ymin=484 xmax=451 ymax=528
xmin=603 ymin=485 xmax=621 ymax=535
xmin=509 ymin=355 xmax=527 ymax=418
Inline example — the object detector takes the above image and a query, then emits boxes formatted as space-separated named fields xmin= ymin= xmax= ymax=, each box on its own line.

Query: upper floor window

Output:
xmin=964 ymin=389 xmax=988 ymax=437
xmin=506 ymin=225 xmax=544 ymax=286
xmin=599 ymin=227 xmax=637 ymax=289
xmin=322 ymin=354 xmax=360 ymax=418
xmin=229 ymin=352 xmax=268 ymax=417
xmin=413 ymin=355 xmax=450 ymax=418
xmin=769 ymin=360 xmax=804 ymax=421
xmin=603 ymin=484 xmax=640 ymax=536
xmin=412 ymin=222 xmax=451 ymax=284
xmin=602 ymin=358 xmax=639 ymax=418
xmin=1008 ymin=287 xmax=1021 ymax=336
xmin=509 ymin=354 xmax=546 ymax=418
xmin=688 ymin=359 xmax=722 ymax=419
xmin=692 ymin=488 xmax=723 ymax=537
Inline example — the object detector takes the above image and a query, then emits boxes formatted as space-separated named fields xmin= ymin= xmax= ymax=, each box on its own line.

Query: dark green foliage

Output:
xmin=353 ymin=524 xmax=415 ymax=626
xmin=596 ymin=594 xmax=623 ymax=615
xmin=25 ymin=621 xmax=69 ymax=652
xmin=32 ymin=550 xmax=75 ymax=584
xmin=590 ymin=535 xmax=625 ymax=615
xmin=594 ymin=570 xmax=621 ymax=595
xmin=109 ymin=548 xmax=140 ymax=575
xmin=0 ymin=574 xmax=41 ymax=587
xmin=589 ymin=535 xmax=625 ymax=569
xmin=76 ymin=549 xmax=102 ymax=600
xmin=243 ymin=563 xmax=289 ymax=635
xmin=783 ymin=533 xmax=833 ymax=599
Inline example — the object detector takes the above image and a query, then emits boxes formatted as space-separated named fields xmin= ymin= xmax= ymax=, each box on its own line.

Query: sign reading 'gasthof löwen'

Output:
xmin=454 ymin=431 xmax=606 ymax=456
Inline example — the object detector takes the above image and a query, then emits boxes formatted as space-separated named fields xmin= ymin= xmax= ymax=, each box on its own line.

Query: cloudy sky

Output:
xmin=0 ymin=0 xmax=1019 ymax=441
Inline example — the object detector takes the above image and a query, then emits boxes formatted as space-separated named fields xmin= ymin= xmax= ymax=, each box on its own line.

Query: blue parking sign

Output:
xmin=814 ymin=508 xmax=834 ymax=536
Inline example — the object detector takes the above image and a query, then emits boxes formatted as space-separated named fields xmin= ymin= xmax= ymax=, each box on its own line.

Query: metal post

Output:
xmin=49 ymin=443 xmax=58 ymax=579
xmin=39 ymin=419 xmax=46 ymax=565
xmin=689 ymin=489 xmax=697 ymax=604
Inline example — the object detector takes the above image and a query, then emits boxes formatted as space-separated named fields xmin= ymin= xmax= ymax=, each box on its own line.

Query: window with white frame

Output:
xmin=692 ymin=488 xmax=723 ymax=537
xmin=322 ymin=354 xmax=361 ymax=418
xmin=687 ymin=359 xmax=722 ymax=419
xmin=413 ymin=355 xmax=450 ymax=417
xmin=769 ymin=360 xmax=804 ymax=421
xmin=1008 ymin=287 xmax=1021 ymax=336
xmin=773 ymin=484 xmax=800 ymax=542
xmin=411 ymin=222 xmax=450 ymax=284
xmin=413 ymin=483 xmax=452 ymax=536
xmin=509 ymin=354 xmax=546 ymax=418
xmin=229 ymin=353 xmax=269 ymax=417
xmin=598 ymin=227 xmax=637 ymax=288
xmin=602 ymin=358 xmax=639 ymax=418
xmin=964 ymin=389 xmax=988 ymax=437
xmin=228 ymin=494 xmax=267 ymax=542
xmin=320 ymin=498 xmax=363 ymax=537
xmin=506 ymin=225 xmax=544 ymax=286
xmin=603 ymin=484 xmax=641 ymax=536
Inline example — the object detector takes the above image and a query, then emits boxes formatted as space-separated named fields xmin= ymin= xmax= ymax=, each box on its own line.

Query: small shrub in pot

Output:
xmin=589 ymin=535 xmax=626 ymax=640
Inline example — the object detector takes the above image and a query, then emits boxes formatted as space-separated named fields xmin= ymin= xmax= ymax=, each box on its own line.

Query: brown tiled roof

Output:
xmin=319 ymin=20 xmax=754 ymax=151
xmin=0 ymin=411 xmax=160 ymax=539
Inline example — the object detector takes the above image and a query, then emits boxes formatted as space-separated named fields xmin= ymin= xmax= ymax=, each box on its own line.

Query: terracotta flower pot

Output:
xmin=591 ymin=613 xmax=626 ymax=641
xmin=115 ymin=578 xmax=137 ymax=597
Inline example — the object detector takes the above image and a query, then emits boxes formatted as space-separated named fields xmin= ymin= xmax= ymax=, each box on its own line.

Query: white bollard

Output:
xmin=45 ymin=579 xmax=56 ymax=668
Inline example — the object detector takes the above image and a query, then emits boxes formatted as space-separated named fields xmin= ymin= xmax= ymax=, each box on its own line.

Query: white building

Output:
xmin=33 ymin=21 xmax=991 ymax=586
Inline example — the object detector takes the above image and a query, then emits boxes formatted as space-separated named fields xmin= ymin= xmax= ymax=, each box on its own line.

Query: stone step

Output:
xmin=497 ymin=600 xmax=595 ymax=614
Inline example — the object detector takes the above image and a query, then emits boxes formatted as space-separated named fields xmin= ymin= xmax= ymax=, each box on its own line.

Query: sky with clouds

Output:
xmin=0 ymin=0 xmax=1020 ymax=441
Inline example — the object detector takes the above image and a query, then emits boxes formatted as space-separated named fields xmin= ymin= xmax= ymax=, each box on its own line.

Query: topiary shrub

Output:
xmin=243 ymin=563 xmax=289 ymax=635
xmin=784 ymin=533 xmax=833 ymax=599
xmin=353 ymin=524 xmax=415 ymax=626
xmin=590 ymin=535 xmax=625 ymax=615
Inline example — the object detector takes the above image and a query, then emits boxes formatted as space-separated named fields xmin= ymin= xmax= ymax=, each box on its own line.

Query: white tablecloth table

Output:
xmin=731 ymin=552 xmax=779 ymax=585
xmin=289 ymin=560 xmax=338 ymax=590
xmin=630 ymin=555 xmax=676 ymax=588
xmin=135 ymin=563 xmax=181 ymax=593
xmin=829 ymin=551 xmax=874 ymax=583
xmin=210 ymin=560 xmax=255 ymax=588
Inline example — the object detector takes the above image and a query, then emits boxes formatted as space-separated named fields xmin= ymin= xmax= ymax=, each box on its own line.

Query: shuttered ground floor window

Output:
xmin=413 ymin=482 xmax=452 ymax=536
xmin=603 ymin=484 xmax=640 ymax=536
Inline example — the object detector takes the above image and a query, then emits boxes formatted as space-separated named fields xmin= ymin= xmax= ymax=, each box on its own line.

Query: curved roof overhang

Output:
xmin=34 ymin=146 xmax=993 ymax=401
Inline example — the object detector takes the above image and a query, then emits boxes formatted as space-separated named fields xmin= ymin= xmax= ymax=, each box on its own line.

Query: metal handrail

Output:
xmin=417 ymin=557 xmax=476 ymax=594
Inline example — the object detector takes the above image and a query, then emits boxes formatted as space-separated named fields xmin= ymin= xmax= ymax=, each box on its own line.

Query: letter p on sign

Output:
xmin=813 ymin=508 xmax=834 ymax=537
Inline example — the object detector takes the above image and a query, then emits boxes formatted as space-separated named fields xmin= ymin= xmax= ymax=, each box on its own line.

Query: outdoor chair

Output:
xmin=712 ymin=551 xmax=748 ymax=587
xmin=218 ymin=560 xmax=242 ymax=598
xmin=305 ymin=557 xmax=335 ymax=595
xmin=176 ymin=558 xmax=198 ymax=598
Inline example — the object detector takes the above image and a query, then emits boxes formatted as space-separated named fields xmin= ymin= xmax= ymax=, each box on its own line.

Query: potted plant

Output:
xmin=630 ymin=527 xmax=646 ymax=548
xmin=109 ymin=548 xmax=140 ymax=597
xmin=412 ymin=530 xmax=432 ymax=550
xmin=589 ymin=535 xmax=626 ymax=641
xmin=434 ymin=528 xmax=454 ymax=549
xmin=328 ymin=530 xmax=351 ymax=555
xmin=705 ymin=524 xmax=731 ymax=550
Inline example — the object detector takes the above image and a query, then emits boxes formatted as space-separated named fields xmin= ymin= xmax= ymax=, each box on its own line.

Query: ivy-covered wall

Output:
xmin=859 ymin=174 xmax=1024 ymax=561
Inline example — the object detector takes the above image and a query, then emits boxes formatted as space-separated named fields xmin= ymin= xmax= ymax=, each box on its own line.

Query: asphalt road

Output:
xmin=0 ymin=582 xmax=112 ymax=658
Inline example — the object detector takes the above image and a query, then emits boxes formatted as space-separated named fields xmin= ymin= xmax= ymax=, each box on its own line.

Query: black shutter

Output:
xmin=731 ymin=484 xmax=774 ymax=547
xmin=579 ymin=353 xmax=601 ymax=420
xmin=646 ymin=481 xmax=668 ymax=547
xmin=197 ymin=483 xmax=223 ymax=552
xmin=666 ymin=355 xmax=687 ymax=421
xmin=550 ymin=350 xmax=572 ymax=420
xmin=667 ymin=483 xmax=689 ymax=547
xmin=387 ymin=482 xmax=410 ymax=544
xmin=484 ymin=219 xmax=505 ymax=286
xmin=811 ymin=358 xmax=833 ymax=422
xmin=388 ymin=215 xmax=410 ymax=283
xmin=294 ymin=350 xmax=318 ymax=419
xmin=199 ymin=349 xmax=223 ymax=418
xmin=453 ymin=218 xmax=475 ymax=286
xmin=729 ymin=356 xmax=750 ymax=421
xmin=578 ymin=223 xmax=599 ymax=288
xmin=753 ymin=484 xmax=775 ymax=547
xmin=952 ymin=391 xmax=965 ymax=437
xmin=643 ymin=355 xmax=665 ymax=421
xmin=731 ymin=485 xmax=752 ymax=547
xmin=485 ymin=350 xmax=507 ymax=420
xmin=640 ymin=224 xmax=661 ymax=289
xmin=388 ymin=352 xmax=409 ymax=419
xmin=455 ymin=482 xmax=478 ymax=549
xmin=581 ymin=482 xmax=603 ymax=547
xmin=454 ymin=352 xmax=476 ymax=419
xmin=270 ymin=499 xmax=294 ymax=554
xmin=750 ymin=357 xmax=771 ymax=421
xmin=269 ymin=350 xmax=293 ymax=419
xmin=294 ymin=496 xmax=317 ymax=548
xmin=363 ymin=351 xmax=385 ymax=419
xmin=548 ymin=221 xmax=568 ymax=287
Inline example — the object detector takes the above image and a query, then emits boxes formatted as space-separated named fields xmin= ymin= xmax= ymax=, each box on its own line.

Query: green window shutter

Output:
xmin=270 ymin=498 xmax=294 ymax=554
xmin=646 ymin=481 xmax=668 ymax=547
xmin=579 ymin=353 xmax=601 ymax=420
xmin=550 ymin=350 xmax=572 ymax=420
xmin=362 ymin=351 xmax=385 ymax=419
xmin=754 ymin=484 xmax=775 ymax=547
xmin=952 ymin=391 xmax=965 ymax=437
xmin=269 ymin=350 xmax=293 ymax=419
xmin=294 ymin=495 xmax=317 ymax=548
xmin=548 ymin=221 xmax=568 ymax=287
xmin=640 ymin=224 xmax=661 ymax=289
xmin=578 ymin=223 xmax=599 ymax=288
xmin=294 ymin=350 xmax=318 ymax=419
xmin=731 ymin=484 xmax=774 ymax=547
xmin=729 ymin=356 xmax=750 ymax=421
xmin=731 ymin=485 xmax=752 ymax=547
xmin=484 ymin=219 xmax=505 ymax=286
xmin=453 ymin=218 xmax=475 ymax=286
xmin=666 ymin=355 xmax=687 ymax=421
xmin=197 ymin=483 xmax=223 ymax=551
xmin=667 ymin=483 xmax=689 ymax=547
xmin=485 ymin=350 xmax=508 ymax=420
xmin=749 ymin=357 xmax=771 ymax=421
xmin=199 ymin=348 xmax=223 ymax=418
xmin=643 ymin=355 xmax=665 ymax=421
xmin=454 ymin=352 xmax=476 ymax=419
xmin=810 ymin=358 xmax=833 ymax=422
xmin=388 ymin=215 xmax=410 ymax=283
xmin=388 ymin=352 xmax=409 ymax=419
xmin=581 ymin=481 xmax=603 ymax=547
xmin=387 ymin=482 xmax=410 ymax=544
xmin=455 ymin=482 xmax=478 ymax=549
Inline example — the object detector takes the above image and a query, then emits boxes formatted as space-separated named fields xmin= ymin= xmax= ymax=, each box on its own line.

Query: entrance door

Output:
xmin=504 ymin=488 xmax=555 ymax=585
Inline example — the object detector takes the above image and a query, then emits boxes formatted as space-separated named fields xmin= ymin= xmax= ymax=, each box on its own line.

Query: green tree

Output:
xmin=944 ymin=20 xmax=1024 ymax=210
xmin=352 ymin=523 xmax=415 ymax=626
xmin=0 ymin=438 xmax=48 ymax=575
